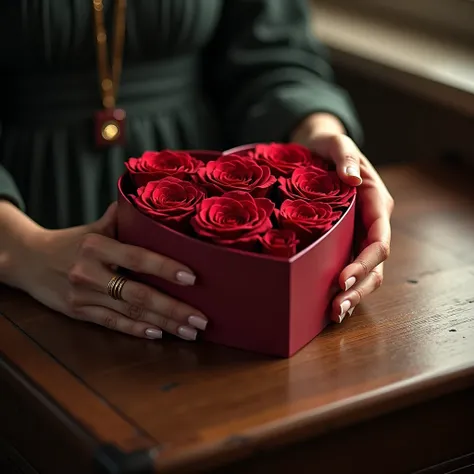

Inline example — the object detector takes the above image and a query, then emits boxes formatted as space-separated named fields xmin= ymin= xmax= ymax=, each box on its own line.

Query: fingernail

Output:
xmin=345 ymin=166 xmax=362 ymax=184
xmin=178 ymin=326 xmax=197 ymax=341
xmin=338 ymin=305 xmax=355 ymax=323
xmin=339 ymin=300 xmax=351 ymax=317
xmin=188 ymin=315 xmax=208 ymax=330
xmin=344 ymin=276 xmax=356 ymax=291
xmin=145 ymin=328 xmax=162 ymax=339
xmin=176 ymin=271 xmax=196 ymax=286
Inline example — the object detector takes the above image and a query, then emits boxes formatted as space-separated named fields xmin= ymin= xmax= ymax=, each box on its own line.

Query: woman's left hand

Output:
xmin=291 ymin=113 xmax=394 ymax=323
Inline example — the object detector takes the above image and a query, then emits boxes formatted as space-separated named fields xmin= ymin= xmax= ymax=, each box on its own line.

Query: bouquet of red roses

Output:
xmin=125 ymin=143 xmax=355 ymax=258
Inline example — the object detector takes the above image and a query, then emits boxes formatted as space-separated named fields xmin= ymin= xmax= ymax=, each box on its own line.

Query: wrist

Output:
xmin=0 ymin=201 xmax=46 ymax=287
xmin=291 ymin=113 xmax=346 ymax=146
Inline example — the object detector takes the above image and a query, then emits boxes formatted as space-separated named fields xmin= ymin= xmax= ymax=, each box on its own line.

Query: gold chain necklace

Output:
xmin=92 ymin=0 xmax=127 ymax=147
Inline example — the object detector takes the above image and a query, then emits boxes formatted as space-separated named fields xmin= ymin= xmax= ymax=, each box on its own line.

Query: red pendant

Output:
xmin=94 ymin=108 xmax=127 ymax=147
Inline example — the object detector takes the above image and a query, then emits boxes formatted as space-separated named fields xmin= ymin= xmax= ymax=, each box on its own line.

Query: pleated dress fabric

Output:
xmin=0 ymin=0 xmax=361 ymax=229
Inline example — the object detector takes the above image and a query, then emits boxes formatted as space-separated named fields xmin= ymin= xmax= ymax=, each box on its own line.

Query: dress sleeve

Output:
xmin=0 ymin=164 xmax=24 ymax=210
xmin=204 ymin=0 xmax=363 ymax=146
xmin=0 ymin=121 xmax=25 ymax=210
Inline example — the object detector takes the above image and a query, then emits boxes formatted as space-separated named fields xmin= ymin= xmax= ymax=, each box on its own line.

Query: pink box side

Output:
xmin=288 ymin=199 xmax=356 ymax=355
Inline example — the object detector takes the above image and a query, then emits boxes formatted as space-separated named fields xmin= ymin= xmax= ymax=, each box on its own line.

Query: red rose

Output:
xmin=132 ymin=177 xmax=204 ymax=231
xmin=191 ymin=191 xmax=274 ymax=250
xmin=276 ymin=199 xmax=342 ymax=246
xmin=251 ymin=143 xmax=315 ymax=177
xmin=260 ymin=229 xmax=299 ymax=258
xmin=309 ymin=153 xmax=328 ymax=171
xmin=193 ymin=154 xmax=276 ymax=197
xmin=279 ymin=168 xmax=355 ymax=208
xmin=126 ymin=150 xmax=204 ymax=187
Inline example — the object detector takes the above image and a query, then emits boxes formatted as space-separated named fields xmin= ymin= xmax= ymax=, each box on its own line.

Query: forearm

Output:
xmin=205 ymin=0 xmax=363 ymax=146
xmin=0 ymin=201 xmax=44 ymax=286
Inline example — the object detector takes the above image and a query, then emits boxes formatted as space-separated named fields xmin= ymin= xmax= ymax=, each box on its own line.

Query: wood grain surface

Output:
xmin=1 ymin=163 xmax=474 ymax=474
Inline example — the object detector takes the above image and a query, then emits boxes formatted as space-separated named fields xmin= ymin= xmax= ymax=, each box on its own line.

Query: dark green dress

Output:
xmin=0 ymin=0 xmax=361 ymax=229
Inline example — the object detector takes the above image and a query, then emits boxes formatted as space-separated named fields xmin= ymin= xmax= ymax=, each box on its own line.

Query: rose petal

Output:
xmin=132 ymin=177 xmax=204 ymax=231
xmin=191 ymin=190 xmax=274 ymax=247
xmin=278 ymin=168 xmax=355 ymax=208
xmin=193 ymin=154 xmax=276 ymax=197
xmin=252 ymin=143 xmax=313 ymax=177
xmin=261 ymin=229 xmax=299 ymax=258
xmin=126 ymin=150 xmax=205 ymax=187
xmin=277 ymin=199 xmax=341 ymax=247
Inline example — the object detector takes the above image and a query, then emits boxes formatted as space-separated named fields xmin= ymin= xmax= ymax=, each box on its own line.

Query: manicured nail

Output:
xmin=176 ymin=271 xmax=196 ymax=286
xmin=338 ymin=305 xmax=355 ymax=324
xmin=339 ymin=300 xmax=351 ymax=317
xmin=345 ymin=166 xmax=362 ymax=184
xmin=188 ymin=315 xmax=208 ymax=330
xmin=178 ymin=326 xmax=197 ymax=340
xmin=344 ymin=276 xmax=356 ymax=291
xmin=145 ymin=328 xmax=162 ymax=339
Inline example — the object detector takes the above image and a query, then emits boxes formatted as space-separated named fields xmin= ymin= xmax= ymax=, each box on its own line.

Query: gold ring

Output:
xmin=107 ymin=275 xmax=128 ymax=301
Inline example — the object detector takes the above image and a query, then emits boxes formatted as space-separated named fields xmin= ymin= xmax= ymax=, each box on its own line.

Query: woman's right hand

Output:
xmin=2 ymin=202 xmax=208 ymax=341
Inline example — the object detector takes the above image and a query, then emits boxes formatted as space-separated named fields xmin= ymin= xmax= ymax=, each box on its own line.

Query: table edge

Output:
xmin=153 ymin=364 xmax=474 ymax=472
xmin=0 ymin=314 xmax=159 ymax=474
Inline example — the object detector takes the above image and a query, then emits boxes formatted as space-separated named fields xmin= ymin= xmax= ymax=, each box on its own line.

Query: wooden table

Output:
xmin=1 ymin=163 xmax=474 ymax=474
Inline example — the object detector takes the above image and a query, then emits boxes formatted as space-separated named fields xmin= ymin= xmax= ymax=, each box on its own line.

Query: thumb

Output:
xmin=308 ymin=134 xmax=363 ymax=187
xmin=89 ymin=202 xmax=118 ymax=238
xmin=327 ymin=135 xmax=363 ymax=187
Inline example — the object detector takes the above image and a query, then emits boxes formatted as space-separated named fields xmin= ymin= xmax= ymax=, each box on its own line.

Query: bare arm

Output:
xmin=0 ymin=200 xmax=43 ymax=288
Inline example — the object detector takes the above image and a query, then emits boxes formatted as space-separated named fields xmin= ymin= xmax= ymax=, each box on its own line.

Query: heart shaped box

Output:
xmin=117 ymin=146 xmax=356 ymax=357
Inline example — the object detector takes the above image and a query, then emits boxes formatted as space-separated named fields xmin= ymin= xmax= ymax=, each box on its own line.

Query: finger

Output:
xmin=326 ymin=135 xmax=363 ymax=186
xmin=78 ymin=265 xmax=209 ymax=332
xmin=331 ymin=264 xmax=384 ymax=323
xmin=68 ymin=263 xmax=206 ymax=332
xmin=112 ymin=299 xmax=199 ymax=341
xmin=339 ymin=216 xmax=391 ymax=291
xmin=78 ymin=233 xmax=197 ymax=286
xmin=80 ymin=290 xmax=203 ymax=341
xmin=70 ymin=305 xmax=163 ymax=339
xmin=118 ymin=278 xmax=208 ymax=332
xmin=91 ymin=201 xmax=118 ymax=238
